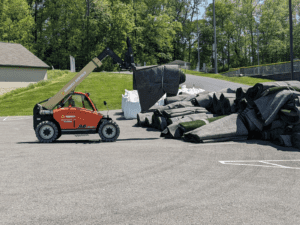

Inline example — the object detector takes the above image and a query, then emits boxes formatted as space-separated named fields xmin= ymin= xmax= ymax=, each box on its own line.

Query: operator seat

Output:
xmin=68 ymin=98 xmax=75 ymax=107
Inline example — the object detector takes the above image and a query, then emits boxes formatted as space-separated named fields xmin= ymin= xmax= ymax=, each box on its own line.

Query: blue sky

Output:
xmin=194 ymin=0 xmax=299 ymax=22
xmin=196 ymin=0 xmax=212 ymax=20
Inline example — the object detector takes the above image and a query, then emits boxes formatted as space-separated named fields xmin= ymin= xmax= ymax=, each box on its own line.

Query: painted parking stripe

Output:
xmin=219 ymin=160 xmax=300 ymax=170
xmin=2 ymin=117 xmax=31 ymax=121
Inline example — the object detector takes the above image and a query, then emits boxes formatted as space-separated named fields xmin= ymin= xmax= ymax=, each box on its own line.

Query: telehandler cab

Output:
xmin=33 ymin=37 xmax=135 ymax=143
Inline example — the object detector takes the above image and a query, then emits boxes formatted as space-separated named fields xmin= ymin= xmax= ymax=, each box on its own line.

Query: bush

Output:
xmin=27 ymin=83 xmax=35 ymax=90
xmin=35 ymin=80 xmax=50 ymax=87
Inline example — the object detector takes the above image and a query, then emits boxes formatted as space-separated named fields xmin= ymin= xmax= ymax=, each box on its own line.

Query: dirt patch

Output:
xmin=0 ymin=87 xmax=20 ymax=96
xmin=0 ymin=82 xmax=36 ymax=96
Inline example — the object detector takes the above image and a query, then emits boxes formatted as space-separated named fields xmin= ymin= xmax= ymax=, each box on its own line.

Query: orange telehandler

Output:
xmin=33 ymin=37 xmax=135 ymax=143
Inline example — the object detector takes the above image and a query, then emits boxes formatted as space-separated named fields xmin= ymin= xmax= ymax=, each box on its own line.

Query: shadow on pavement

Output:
xmin=242 ymin=139 xmax=300 ymax=152
xmin=18 ymin=140 xmax=102 ymax=144
xmin=115 ymin=117 xmax=134 ymax=121
xmin=131 ymin=124 xmax=160 ymax=132
xmin=146 ymin=127 xmax=161 ymax=132
xmin=113 ymin=112 xmax=124 ymax=116
xmin=116 ymin=138 xmax=160 ymax=141
xmin=17 ymin=138 xmax=160 ymax=144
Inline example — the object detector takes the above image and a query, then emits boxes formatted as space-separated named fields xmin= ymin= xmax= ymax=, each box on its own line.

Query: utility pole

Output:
xmin=289 ymin=0 xmax=294 ymax=80
xmin=213 ymin=0 xmax=217 ymax=74
xmin=86 ymin=0 xmax=90 ymax=61
xmin=197 ymin=11 xmax=200 ymax=72
xmin=257 ymin=23 xmax=259 ymax=66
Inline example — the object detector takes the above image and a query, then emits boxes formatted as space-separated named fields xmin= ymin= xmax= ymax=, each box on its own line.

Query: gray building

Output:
xmin=166 ymin=60 xmax=191 ymax=70
xmin=0 ymin=42 xmax=49 ymax=88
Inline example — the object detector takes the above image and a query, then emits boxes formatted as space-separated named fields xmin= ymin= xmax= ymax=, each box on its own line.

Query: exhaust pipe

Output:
xmin=37 ymin=104 xmax=53 ymax=115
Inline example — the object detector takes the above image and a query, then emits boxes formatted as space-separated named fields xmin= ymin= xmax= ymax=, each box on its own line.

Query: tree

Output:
xmin=0 ymin=0 xmax=35 ymax=51
xmin=128 ymin=0 xmax=181 ymax=65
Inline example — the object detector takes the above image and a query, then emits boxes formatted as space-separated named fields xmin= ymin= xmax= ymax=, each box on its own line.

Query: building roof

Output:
xmin=0 ymin=42 xmax=49 ymax=68
xmin=167 ymin=60 xmax=191 ymax=65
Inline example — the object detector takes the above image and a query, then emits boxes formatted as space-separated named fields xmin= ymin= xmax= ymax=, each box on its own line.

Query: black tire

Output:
xmin=35 ymin=121 xmax=59 ymax=143
xmin=98 ymin=120 xmax=120 ymax=142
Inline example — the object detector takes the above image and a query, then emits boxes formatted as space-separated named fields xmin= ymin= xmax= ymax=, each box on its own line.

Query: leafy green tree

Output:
xmin=128 ymin=0 xmax=181 ymax=66
xmin=190 ymin=18 xmax=214 ymax=70
xmin=0 ymin=0 xmax=35 ymax=52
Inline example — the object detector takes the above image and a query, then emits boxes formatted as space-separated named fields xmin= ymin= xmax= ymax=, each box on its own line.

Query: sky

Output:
xmin=196 ymin=0 xmax=212 ymax=20
xmin=194 ymin=0 xmax=299 ymax=22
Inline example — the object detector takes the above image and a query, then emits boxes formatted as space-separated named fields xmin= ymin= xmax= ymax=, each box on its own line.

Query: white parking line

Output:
xmin=2 ymin=117 xmax=31 ymax=121
xmin=219 ymin=160 xmax=300 ymax=170
xmin=259 ymin=161 xmax=291 ymax=168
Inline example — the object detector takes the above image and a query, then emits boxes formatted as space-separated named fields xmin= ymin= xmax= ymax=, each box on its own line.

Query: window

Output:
xmin=54 ymin=94 xmax=95 ymax=110
xmin=82 ymin=96 xmax=94 ymax=111
xmin=70 ymin=94 xmax=83 ymax=108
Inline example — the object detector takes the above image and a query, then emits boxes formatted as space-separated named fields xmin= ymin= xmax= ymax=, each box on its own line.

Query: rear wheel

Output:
xmin=99 ymin=120 xmax=120 ymax=142
xmin=35 ymin=121 xmax=59 ymax=143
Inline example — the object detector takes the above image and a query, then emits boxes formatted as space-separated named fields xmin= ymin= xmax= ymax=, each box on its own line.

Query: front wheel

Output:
xmin=98 ymin=120 xmax=120 ymax=142
xmin=35 ymin=121 xmax=59 ymax=143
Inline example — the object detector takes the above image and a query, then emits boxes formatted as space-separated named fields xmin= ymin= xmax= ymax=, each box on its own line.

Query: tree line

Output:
xmin=0 ymin=0 xmax=299 ymax=73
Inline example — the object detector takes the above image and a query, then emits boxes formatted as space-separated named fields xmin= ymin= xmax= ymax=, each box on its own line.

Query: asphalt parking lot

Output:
xmin=1 ymin=75 xmax=300 ymax=224
xmin=1 ymin=108 xmax=300 ymax=225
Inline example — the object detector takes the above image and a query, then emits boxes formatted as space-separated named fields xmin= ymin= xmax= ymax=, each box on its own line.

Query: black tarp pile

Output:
xmin=133 ymin=65 xmax=186 ymax=112
xmin=136 ymin=80 xmax=300 ymax=149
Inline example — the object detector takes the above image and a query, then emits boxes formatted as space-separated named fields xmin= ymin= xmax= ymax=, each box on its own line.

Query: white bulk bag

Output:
xmin=122 ymin=90 xmax=166 ymax=119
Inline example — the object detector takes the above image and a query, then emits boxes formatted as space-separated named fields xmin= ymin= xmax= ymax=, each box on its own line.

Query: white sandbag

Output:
xmin=121 ymin=89 xmax=129 ymax=112
xmin=124 ymin=101 xmax=142 ymax=119
xmin=122 ymin=90 xmax=166 ymax=119
xmin=178 ymin=85 xmax=205 ymax=95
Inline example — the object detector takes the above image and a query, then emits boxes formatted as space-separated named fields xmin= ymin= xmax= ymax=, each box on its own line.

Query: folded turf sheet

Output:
xmin=239 ymin=107 xmax=264 ymax=132
xmin=161 ymin=113 xmax=216 ymax=138
xmin=211 ymin=93 xmax=236 ymax=115
xmin=167 ymin=116 xmax=184 ymax=125
xmin=292 ymin=123 xmax=300 ymax=149
xmin=137 ymin=112 xmax=154 ymax=126
xmin=182 ymin=113 xmax=248 ymax=143
xmin=192 ymin=92 xmax=215 ymax=109
xmin=212 ymin=93 xmax=223 ymax=115
xmin=152 ymin=114 xmax=168 ymax=131
xmin=154 ymin=101 xmax=195 ymax=116
xmin=164 ymin=94 xmax=198 ymax=105
xmin=145 ymin=116 xmax=153 ymax=127
xmin=245 ymin=81 xmax=300 ymax=107
xmin=261 ymin=127 xmax=285 ymax=141
xmin=236 ymin=87 xmax=251 ymax=101
xmin=236 ymin=98 xmax=248 ymax=113
xmin=220 ymin=93 xmax=236 ymax=115
xmin=254 ymin=90 xmax=300 ymax=126
xmin=278 ymin=95 xmax=300 ymax=125
xmin=179 ymin=115 xmax=227 ymax=133
xmin=162 ymin=107 xmax=208 ymax=118
xmin=274 ymin=135 xmax=293 ymax=147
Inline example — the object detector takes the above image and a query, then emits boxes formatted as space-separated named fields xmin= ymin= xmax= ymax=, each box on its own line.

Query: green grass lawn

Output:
xmin=218 ymin=59 xmax=300 ymax=75
xmin=182 ymin=69 xmax=275 ymax=86
xmin=0 ymin=70 xmax=133 ymax=117
xmin=0 ymin=69 xmax=277 ymax=117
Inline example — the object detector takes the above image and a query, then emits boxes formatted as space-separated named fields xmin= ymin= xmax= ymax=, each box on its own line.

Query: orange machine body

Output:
xmin=52 ymin=92 xmax=103 ymax=130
